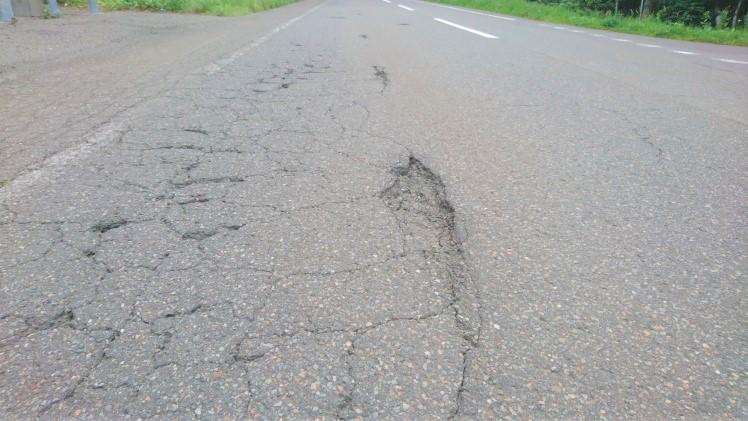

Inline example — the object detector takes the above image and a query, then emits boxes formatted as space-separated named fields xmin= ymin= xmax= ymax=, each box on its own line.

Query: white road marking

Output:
xmin=539 ymin=23 xmax=552 ymax=27
xmin=383 ymin=0 xmax=391 ymax=3
xmin=570 ymin=29 xmax=585 ymax=33
xmin=205 ymin=2 xmax=325 ymax=75
xmin=636 ymin=43 xmax=661 ymax=48
xmin=672 ymin=50 xmax=698 ymax=55
xmin=434 ymin=18 xmax=498 ymax=39
xmin=611 ymin=38 xmax=631 ymax=42
xmin=5 ymin=123 xmax=126 ymax=192
xmin=552 ymin=26 xmax=565 ymax=30
xmin=591 ymin=33 xmax=607 ymax=37
xmin=421 ymin=2 xmax=516 ymax=21
xmin=714 ymin=58 xmax=748 ymax=64
xmin=13 ymin=1 xmax=329 ymax=192
xmin=398 ymin=4 xmax=414 ymax=11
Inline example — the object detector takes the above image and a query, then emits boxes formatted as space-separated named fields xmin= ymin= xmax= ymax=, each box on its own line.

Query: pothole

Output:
xmin=91 ymin=217 xmax=128 ymax=234
xmin=380 ymin=156 xmax=481 ymax=345
xmin=373 ymin=66 xmax=389 ymax=93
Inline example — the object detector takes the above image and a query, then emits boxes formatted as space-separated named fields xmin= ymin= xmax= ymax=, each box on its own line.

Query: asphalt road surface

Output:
xmin=1 ymin=0 xmax=746 ymax=419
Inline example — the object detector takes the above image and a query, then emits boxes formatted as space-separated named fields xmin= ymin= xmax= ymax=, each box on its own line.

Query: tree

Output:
xmin=733 ymin=0 xmax=744 ymax=28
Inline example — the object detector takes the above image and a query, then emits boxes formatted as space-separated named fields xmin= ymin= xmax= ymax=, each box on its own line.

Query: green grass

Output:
xmin=65 ymin=0 xmax=297 ymax=16
xmin=428 ymin=0 xmax=748 ymax=45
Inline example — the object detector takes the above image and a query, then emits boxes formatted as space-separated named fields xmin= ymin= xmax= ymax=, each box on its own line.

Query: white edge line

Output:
xmin=433 ymin=18 xmax=498 ymax=39
xmin=205 ymin=2 xmax=325 ymax=75
xmin=416 ymin=0 xmax=516 ymax=21
xmin=5 ymin=123 xmax=126 ymax=192
xmin=397 ymin=4 xmax=414 ymax=11
xmin=714 ymin=57 xmax=748 ymax=64
xmin=611 ymin=38 xmax=632 ymax=42
xmin=636 ymin=43 xmax=661 ymax=48
xmin=671 ymin=49 xmax=698 ymax=55
xmin=7 ymin=1 xmax=329 ymax=191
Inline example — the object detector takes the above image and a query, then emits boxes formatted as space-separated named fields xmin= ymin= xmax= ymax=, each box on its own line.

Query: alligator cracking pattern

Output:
xmin=0 ymin=29 xmax=481 ymax=421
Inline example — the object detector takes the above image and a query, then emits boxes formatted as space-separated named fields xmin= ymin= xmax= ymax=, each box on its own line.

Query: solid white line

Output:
xmin=398 ymin=4 xmax=414 ymax=11
xmin=714 ymin=57 xmax=748 ymax=64
xmin=636 ymin=43 xmax=661 ymax=48
xmin=611 ymin=38 xmax=631 ymax=42
xmin=6 ymin=123 xmax=125 ymax=192
xmin=422 ymin=2 xmax=516 ymax=21
xmin=672 ymin=50 xmax=698 ymax=55
xmin=204 ymin=1 xmax=325 ymax=75
xmin=433 ymin=18 xmax=498 ymax=39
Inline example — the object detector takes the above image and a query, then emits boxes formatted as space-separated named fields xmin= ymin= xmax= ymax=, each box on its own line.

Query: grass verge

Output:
xmin=65 ymin=0 xmax=297 ymax=16
xmin=428 ymin=0 xmax=748 ymax=46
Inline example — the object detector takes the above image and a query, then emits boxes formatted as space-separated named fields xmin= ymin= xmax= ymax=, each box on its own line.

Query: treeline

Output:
xmin=533 ymin=0 xmax=745 ymax=27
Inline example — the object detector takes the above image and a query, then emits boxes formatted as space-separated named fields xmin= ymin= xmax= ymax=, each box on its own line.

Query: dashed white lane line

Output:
xmin=421 ymin=2 xmax=516 ymax=21
xmin=417 ymin=4 xmax=746 ymax=65
xmin=714 ymin=58 xmax=748 ymax=64
xmin=434 ymin=18 xmax=498 ymax=39
xmin=398 ymin=4 xmax=414 ymax=11
xmin=383 ymin=0 xmax=391 ymax=3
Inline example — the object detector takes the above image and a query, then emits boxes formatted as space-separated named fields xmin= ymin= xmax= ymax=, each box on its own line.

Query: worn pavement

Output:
xmin=1 ymin=0 xmax=746 ymax=419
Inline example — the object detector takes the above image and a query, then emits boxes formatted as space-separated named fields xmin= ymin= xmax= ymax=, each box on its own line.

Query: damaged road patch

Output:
xmin=381 ymin=156 xmax=481 ymax=345
xmin=373 ymin=65 xmax=389 ymax=93
xmin=91 ymin=217 xmax=128 ymax=233
xmin=1 ymin=24 xmax=481 ymax=419
xmin=362 ymin=156 xmax=483 ymax=418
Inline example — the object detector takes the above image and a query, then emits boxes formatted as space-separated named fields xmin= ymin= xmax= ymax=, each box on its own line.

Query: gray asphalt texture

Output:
xmin=1 ymin=0 xmax=746 ymax=419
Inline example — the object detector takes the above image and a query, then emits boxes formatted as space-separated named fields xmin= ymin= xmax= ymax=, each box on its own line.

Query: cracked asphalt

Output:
xmin=1 ymin=0 xmax=746 ymax=419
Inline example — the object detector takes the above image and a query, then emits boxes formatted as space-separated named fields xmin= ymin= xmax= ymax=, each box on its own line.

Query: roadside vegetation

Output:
xmin=429 ymin=0 xmax=748 ymax=45
xmin=64 ymin=0 xmax=296 ymax=16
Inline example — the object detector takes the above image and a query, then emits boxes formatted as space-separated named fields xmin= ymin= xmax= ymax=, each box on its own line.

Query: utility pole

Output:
xmin=0 ymin=0 xmax=14 ymax=22
xmin=639 ymin=0 xmax=645 ymax=17
xmin=88 ymin=0 xmax=99 ymax=14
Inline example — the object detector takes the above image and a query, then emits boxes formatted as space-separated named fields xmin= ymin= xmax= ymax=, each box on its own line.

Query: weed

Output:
xmin=65 ymin=0 xmax=297 ymax=16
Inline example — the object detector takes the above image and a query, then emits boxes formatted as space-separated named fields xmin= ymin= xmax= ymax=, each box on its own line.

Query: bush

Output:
xmin=656 ymin=0 xmax=706 ymax=25
xmin=601 ymin=16 xmax=620 ymax=26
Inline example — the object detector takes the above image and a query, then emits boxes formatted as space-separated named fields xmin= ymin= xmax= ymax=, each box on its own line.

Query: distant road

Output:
xmin=1 ymin=0 xmax=746 ymax=419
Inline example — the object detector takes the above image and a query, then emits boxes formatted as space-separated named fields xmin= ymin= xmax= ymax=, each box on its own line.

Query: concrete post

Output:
xmin=10 ymin=0 xmax=44 ymax=16
xmin=88 ymin=0 xmax=98 ymax=14
xmin=48 ymin=0 xmax=60 ymax=16
xmin=0 ymin=0 xmax=14 ymax=22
